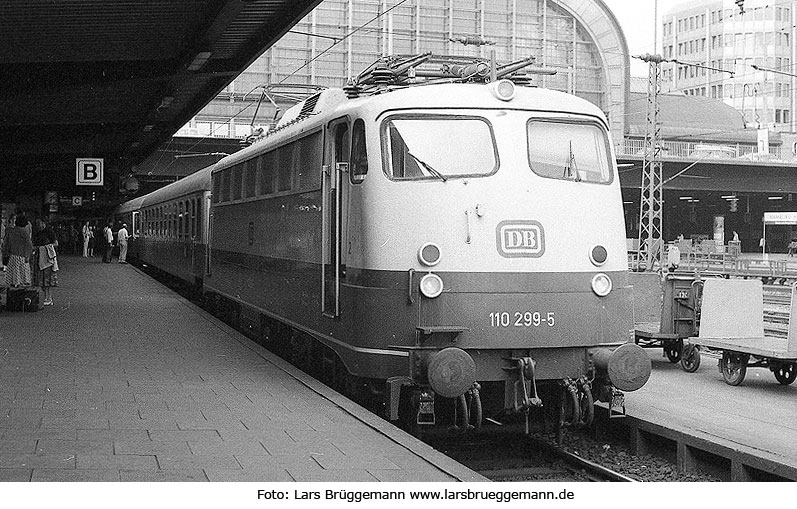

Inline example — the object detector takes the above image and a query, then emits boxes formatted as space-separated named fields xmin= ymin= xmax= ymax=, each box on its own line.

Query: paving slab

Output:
xmin=0 ymin=256 xmax=484 ymax=482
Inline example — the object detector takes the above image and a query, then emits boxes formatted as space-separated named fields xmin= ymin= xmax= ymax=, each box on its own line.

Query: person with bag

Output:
xmin=2 ymin=213 xmax=33 ymax=288
xmin=32 ymin=218 xmax=58 ymax=306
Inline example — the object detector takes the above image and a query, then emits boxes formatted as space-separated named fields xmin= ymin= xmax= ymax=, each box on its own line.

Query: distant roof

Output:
xmin=626 ymin=77 xmax=771 ymax=144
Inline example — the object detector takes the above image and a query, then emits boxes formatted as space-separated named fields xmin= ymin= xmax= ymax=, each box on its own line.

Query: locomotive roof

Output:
xmin=346 ymin=83 xmax=608 ymax=122
xmin=213 ymin=82 xmax=608 ymax=172
xmin=139 ymin=165 xmax=212 ymax=208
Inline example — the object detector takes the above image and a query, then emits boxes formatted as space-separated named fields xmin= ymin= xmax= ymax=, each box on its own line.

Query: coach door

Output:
xmin=322 ymin=120 xmax=349 ymax=318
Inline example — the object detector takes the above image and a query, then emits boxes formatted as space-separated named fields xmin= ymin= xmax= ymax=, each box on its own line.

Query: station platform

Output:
xmin=0 ymin=256 xmax=485 ymax=482
xmin=621 ymin=351 xmax=797 ymax=480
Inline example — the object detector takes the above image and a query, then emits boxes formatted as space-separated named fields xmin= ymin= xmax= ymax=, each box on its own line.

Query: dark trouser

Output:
xmin=104 ymin=242 xmax=112 ymax=263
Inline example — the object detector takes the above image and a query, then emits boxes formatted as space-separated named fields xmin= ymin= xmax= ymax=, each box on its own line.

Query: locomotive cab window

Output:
xmin=382 ymin=115 xmax=497 ymax=180
xmin=350 ymin=119 xmax=368 ymax=184
xmin=527 ymin=121 xmax=613 ymax=184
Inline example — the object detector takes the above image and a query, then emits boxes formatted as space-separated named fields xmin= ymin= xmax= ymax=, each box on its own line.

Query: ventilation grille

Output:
xmin=299 ymin=93 xmax=321 ymax=116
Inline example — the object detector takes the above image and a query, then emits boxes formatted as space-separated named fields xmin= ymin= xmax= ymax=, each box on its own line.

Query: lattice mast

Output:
xmin=637 ymin=53 xmax=665 ymax=271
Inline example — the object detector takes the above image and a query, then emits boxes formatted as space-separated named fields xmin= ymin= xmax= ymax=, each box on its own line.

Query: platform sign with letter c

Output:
xmin=76 ymin=158 xmax=104 ymax=186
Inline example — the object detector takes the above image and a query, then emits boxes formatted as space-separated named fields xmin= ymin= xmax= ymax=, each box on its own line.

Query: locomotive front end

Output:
xmin=370 ymin=82 xmax=650 ymax=430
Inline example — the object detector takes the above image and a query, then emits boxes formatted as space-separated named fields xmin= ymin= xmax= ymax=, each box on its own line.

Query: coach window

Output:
xmin=350 ymin=119 xmax=367 ymax=184
xmin=178 ymin=202 xmax=184 ymax=239
xmin=526 ymin=120 xmax=612 ymax=184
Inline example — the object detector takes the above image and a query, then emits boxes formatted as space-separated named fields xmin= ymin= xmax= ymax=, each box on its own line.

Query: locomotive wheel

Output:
xmin=720 ymin=352 xmax=748 ymax=386
xmin=578 ymin=387 xmax=594 ymax=427
xmin=560 ymin=385 xmax=580 ymax=427
xmin=680 ymin=344 xmax=701 ymax=373
xmin=773 ymin=363 xmax=797 ymax=385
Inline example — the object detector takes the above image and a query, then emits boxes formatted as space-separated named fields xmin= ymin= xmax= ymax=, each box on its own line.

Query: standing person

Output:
xmin=117 ymin=223 xmax=129 ymax=263
xmin=82 ymin=221 xmax=91 ymax=257
xmin=2 ymin=214 xmax=33 ymax=287
xmin=102 ymin=223 xmax=113 ymax=263
xmin=32 ymin=218 xmax=59 ymax=306
xmin=87 ymin=226 xmax=95 ymax=257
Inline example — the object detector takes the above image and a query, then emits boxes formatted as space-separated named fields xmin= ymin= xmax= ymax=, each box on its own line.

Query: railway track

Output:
xmin=426 ymin=433 xmax=634 ymax=482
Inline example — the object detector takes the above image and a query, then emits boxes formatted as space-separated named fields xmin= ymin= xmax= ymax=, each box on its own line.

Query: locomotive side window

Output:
xmin=232 ymin=163 xmax=243 ymax=200
xmin=221 ymin=169 xmax=231 ymax=202
xmin=245 ymin=158 xmax=258 ymax=198
xmin=298 ymin=132 xmax=322 ymax=190
xmin=350 ymin=119 xmax=368 ymax=184
xmin=212 ymin=172 xmax=221 ymax=203
xmin=259 ymin=152 xmax=276 ymax=195
xmin=527 ymin=121 xmax=613 ymax=184
xmin=277 ymin=145 xmax=295 ymax=192
xmin=382 ymin=115 xmax=497 ymax=180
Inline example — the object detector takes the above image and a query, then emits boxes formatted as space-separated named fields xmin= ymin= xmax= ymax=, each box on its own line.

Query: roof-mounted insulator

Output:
xmin=508 ymin=73 xmax=533 ymax=86
xmin=371 ymin=63 xmax=394 ymax=86
xmin=343 ymin=79 xmax=362 ymax=98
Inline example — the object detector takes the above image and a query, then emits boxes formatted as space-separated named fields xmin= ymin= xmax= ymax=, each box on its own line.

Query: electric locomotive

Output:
xmin=121 ymin=54 xmax=651 ymax=431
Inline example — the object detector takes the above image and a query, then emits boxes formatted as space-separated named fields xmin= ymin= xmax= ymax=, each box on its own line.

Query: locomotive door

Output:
xmin=322 ymin=120 xmax=349 ymax=317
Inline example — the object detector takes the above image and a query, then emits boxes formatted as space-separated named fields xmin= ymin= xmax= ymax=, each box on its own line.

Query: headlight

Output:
xmin=420 ymin=273 xmax=444 ymax=298
xmin=418 ymin=242 xmax=442 ymax=267
xmin=489 ymin=79 xmax=516 ymax=101
xmin=591 ymin=273 xmax=612 ymax=297
xmin=589 ymin=245 xmax=608 ymax=266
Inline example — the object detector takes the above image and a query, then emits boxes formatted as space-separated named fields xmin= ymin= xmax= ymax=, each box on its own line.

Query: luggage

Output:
xmin=5 ymin=287 xmax=39 ymax=312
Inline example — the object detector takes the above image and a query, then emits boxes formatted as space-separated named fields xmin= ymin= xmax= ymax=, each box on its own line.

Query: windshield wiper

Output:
xmin=562 ymin=140 xmax=581 ymax=182
xmin=408 ymin=152 xmax=447 ymax=182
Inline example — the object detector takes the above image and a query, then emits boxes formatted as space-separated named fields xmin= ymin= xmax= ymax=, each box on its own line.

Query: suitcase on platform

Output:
xmin=5 ymin=287 xmax=39 ymax=312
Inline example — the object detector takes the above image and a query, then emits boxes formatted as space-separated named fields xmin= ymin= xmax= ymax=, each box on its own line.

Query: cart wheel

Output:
xmin=773 ymin=363 xmax=797 ymax=385
xmin=720 ymin=351 xmax=748 ymax=386
xmin=680 ymin=344 xmax=701 ymax=373
xmin=665 ymin=345 xmax=681 ymax=363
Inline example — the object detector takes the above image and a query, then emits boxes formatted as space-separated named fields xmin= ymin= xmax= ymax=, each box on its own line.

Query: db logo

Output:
xmin=496 ymin=220 xmax=545 ymax=258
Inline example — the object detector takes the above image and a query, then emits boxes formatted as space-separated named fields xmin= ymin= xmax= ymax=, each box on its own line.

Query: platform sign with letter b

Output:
xmin=76 ymin=158 xmax=104 ymax=186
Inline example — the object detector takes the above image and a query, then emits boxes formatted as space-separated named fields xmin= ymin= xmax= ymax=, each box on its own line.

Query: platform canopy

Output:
xmin=0 ymin=0 xmax=321 ymax=196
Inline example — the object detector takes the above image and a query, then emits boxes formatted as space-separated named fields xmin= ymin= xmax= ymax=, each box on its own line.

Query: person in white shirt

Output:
xmin=117 ymin=223 xmax=129 ymax=264
xmin=103 ymin=223 xmax=113 ymax=263
xmin=81 ymin=221 xmax=91 ymax=257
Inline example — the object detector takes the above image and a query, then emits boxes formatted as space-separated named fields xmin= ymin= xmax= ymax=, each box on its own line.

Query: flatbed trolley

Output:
xmin=680 ymin=279 xmax=797 ymax=386
xmin=633 ymin=272 xmax=706 ymax=363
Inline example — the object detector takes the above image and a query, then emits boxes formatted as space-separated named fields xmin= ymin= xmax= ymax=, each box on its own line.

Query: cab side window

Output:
xmin=350 ymin=119 xmax=368 ymax=184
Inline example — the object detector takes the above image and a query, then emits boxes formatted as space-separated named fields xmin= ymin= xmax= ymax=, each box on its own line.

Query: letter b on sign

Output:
xmin=76 ymin=158 xmax=104 ymax=186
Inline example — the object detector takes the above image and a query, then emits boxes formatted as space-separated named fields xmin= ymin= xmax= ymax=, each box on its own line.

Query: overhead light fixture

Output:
xmin=768 ymin=196 xmax=784 ymax=200
xmin=679 ymin=196 xmax=693 ymax=200
xmin=187 ymin=51 xmax=212 ymax=71
xmin=721 ymin=194 xmax=737 ymax=199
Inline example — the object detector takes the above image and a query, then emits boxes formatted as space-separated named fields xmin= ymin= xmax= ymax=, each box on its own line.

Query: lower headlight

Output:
xmin=591 ymin=273 xmax=612 ymax=297
xmin=420 ymin=273 xmax=444 ymax=298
